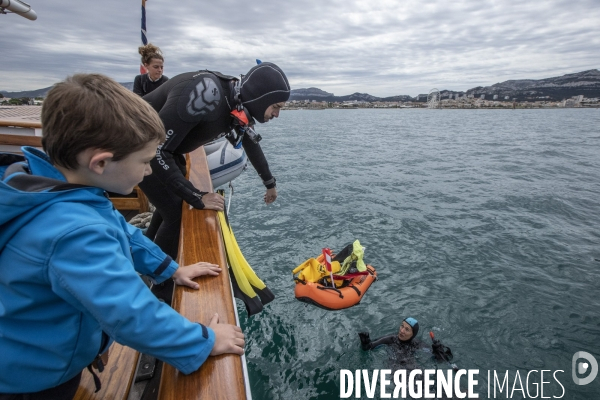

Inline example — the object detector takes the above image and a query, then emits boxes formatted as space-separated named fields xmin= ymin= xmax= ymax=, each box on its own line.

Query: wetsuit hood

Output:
xmin=240 ymin=62 xmax=290 ymax=123
xmin=401 ymin=317 xmax=420 ymax=342
xmin=0 ymin=146 xmax=106 ymax=249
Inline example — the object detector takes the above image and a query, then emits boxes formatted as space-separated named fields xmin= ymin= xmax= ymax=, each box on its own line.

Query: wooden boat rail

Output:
xmin=0 ymin=120 xmax=42 ymax=129
xmin=1 ymin=124 xmax=247 ymax=399
xmin=0 ymin=132 xmax=43 ymax=147
xmin=157 ymin=148 xmax=247 ymax=400
xmin=0 ymin=119 xmax=43 ymax=146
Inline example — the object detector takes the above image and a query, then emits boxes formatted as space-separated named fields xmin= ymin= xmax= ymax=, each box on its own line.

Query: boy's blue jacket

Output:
xmin=0 ymin=147 xmax=215 ymax=393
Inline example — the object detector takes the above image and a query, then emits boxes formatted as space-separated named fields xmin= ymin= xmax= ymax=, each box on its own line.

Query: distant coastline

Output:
xmin=1 ymin=69 xmax=599 ymax=109
xmin=283 ymin=98 xmax=600 ymax=110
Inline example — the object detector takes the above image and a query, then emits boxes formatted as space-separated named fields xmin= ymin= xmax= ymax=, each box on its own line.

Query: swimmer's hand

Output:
xmin=431 ymin=339 xmax=454 ymax=362
xmin=358 ymin=332 xmax=372 ymax=350
xmin=209 ymin=313 xmax=245 ymax=356
xmin=200 ymin=192 xmax=225 ymax=211
xmin=172 ymin=262 xmax=222 ymax=289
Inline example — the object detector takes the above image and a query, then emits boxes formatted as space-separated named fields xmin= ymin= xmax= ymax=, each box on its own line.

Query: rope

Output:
xmin=129 ymin=212 xmax=153 ymax=229
xmin=227 ymin=181 xmax=234 ymax=216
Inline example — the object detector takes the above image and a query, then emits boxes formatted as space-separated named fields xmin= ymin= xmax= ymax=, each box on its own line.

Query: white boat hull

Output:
xmin=204 ymin=139 xmax=247 ymax=188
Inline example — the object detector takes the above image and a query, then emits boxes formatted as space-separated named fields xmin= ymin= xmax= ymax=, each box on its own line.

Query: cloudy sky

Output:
xmin=1 ymin=0 xmax=599 ymax=96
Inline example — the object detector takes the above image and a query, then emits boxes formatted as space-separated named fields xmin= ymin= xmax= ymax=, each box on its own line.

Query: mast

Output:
xmin=140 ymin=0 xmax=148 ymax=74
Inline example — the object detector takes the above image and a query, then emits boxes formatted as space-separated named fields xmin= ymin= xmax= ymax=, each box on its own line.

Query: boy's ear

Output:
xmin=87 ymin=150 xmax=115 ymax=175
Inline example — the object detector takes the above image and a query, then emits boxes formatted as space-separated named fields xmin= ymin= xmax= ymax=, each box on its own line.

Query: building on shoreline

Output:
xmin=283 ymin=95 xmax=599 ymax=110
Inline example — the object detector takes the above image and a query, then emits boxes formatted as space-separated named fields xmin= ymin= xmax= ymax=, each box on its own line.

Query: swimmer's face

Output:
xmin=398 ymin=321 xmax=413 ymax=341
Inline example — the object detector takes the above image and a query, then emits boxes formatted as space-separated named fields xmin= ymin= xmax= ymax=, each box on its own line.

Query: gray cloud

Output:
xmin=1 ymin=0 xmax=598 ymax=96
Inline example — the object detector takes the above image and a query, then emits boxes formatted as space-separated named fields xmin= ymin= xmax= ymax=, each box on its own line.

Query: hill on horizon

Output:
xmin=2 ymin=69 xmax=598 ymax=102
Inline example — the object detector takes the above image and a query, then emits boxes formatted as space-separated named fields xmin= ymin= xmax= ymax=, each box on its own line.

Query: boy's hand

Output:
xmin=209 ymin=313 xmax=245 ymax=356
xmin=201 ymin=193 xmax=225 ymax=211
xmin=172 ymin=262 xmax=221 ymax=289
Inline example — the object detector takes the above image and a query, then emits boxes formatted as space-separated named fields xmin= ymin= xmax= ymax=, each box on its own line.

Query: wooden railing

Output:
xmin=109 ymin=188 xmax=150 ymax=213
xmin=0 ymin=132 xmax=42 ymax=147
xmin=0 ymin=120 xmax=43 ymax=145
xmin=158 ymin=147 xmax=247 ymax=400
xmin=0 ymin=120 xmax=42 ymax=129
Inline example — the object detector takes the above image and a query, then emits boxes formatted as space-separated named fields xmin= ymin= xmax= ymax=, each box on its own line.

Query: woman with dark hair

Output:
xmin=133 ymin=43 xmax=169 ymax=97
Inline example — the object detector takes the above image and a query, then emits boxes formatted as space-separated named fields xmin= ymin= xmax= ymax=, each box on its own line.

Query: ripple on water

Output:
xmin=227 ymin=109 xmax=600 ymax=399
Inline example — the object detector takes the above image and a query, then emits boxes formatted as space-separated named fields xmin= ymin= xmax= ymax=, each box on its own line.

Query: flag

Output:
xmin=140 ymin=0 xmax=148 ymax=74
xmin=322 ymin=248 xmax=332 ymax=272
xmin=141 ymin=0 xmax=148 ymax=45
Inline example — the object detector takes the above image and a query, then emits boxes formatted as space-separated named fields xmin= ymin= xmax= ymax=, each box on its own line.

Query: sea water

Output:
xmin=223 ymin=108 xmax=600 ymax=399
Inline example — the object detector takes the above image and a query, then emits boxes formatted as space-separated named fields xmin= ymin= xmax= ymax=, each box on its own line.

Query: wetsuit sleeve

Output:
xmin=365 ymin=335 xmax=396 ymax=350
xmin=124 ymin=219 xmax=178 ymax=283
xmin=148 ymin=73 xmax=231 ymax=209
xmin=152 ymin=127 xmax=207 ymax=209
xmin=48 ymin=223 xmax=215 ymax=374
xmin=133 ymin=75 xmax=144 ymax=96
xmin=242 ymin=133 xmax=276 ymax=189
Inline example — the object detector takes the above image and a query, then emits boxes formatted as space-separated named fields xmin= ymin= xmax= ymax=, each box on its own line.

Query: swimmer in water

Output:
xmin=359 ymin=317 xmax=459 ymax=399
xmin=359 ymin=317 xmax=455 ymax=367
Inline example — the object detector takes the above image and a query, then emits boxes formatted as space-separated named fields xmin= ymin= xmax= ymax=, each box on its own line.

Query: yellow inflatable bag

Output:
xmin=292 ymin=258 xmax=340 ymax=283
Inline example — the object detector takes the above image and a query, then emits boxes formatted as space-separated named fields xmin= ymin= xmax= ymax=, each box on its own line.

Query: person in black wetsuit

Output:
xmin=359 ymin=317 xmax=454 ymax=367
xmin=133 ymin=43 xmax=169 ymax=97
xmin=359 ymin=317 xmax=425 ymax=367
xmin=360 ymin=318 xmax=458 ymax=399
xmin=138 ymin=62 xmax=290 ymax=263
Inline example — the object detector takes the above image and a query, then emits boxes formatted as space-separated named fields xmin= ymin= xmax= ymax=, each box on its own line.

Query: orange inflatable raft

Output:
xmin=293 ymin=253 xmax=377 ymax=311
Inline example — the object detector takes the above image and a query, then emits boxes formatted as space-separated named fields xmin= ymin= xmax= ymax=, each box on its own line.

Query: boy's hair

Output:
xmin=42 ymin=73 xmax=165 ymax=170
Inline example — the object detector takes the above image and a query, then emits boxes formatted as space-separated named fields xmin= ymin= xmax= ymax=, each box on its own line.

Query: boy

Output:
xmin=0 ymin=74 xmax=244 ymax=399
